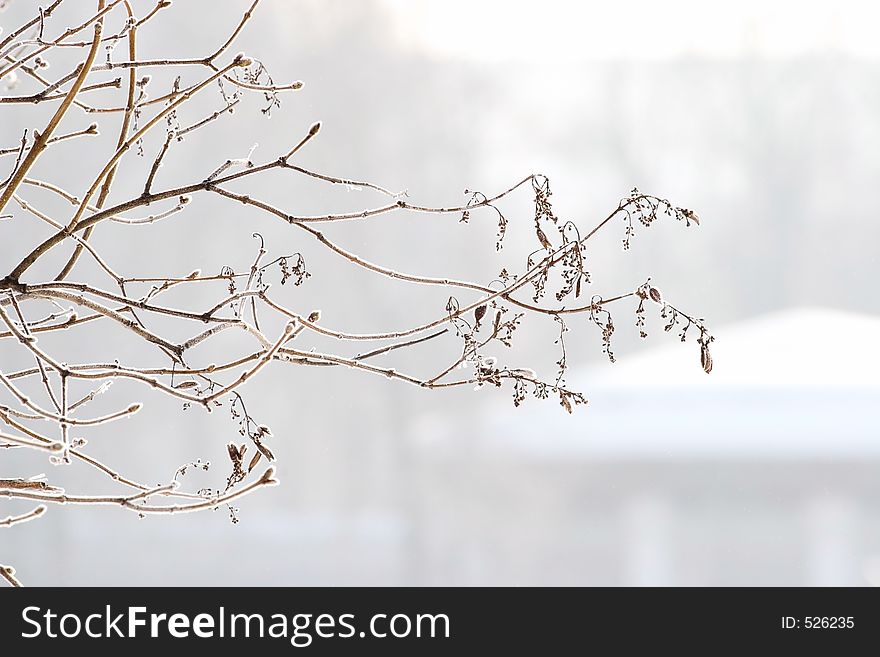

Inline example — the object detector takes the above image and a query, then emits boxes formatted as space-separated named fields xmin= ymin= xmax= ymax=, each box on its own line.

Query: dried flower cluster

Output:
xmin=0 ymin=1 xmax=712 ymax=586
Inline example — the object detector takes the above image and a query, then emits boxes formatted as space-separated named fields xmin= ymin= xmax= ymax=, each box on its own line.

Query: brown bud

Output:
xmin=649 ymin=287 xmax=663 ymax=304
xmin=258 ymin=466 xmax=278 ymax=485
xmin=233 ymin=52 xmax=253 ymax=68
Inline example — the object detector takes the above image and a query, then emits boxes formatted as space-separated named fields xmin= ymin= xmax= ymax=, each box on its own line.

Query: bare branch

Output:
xmin=0 ymin=1 xmax=711 ymax=587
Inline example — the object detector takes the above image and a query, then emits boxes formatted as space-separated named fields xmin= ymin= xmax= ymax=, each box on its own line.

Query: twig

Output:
xmin=0 ymin=565 xmax=23 ymax=587
xmin=0 ymin=6 xmax=106 ymax=215
xmin=0 ymin=505 xmax=47 ymax=528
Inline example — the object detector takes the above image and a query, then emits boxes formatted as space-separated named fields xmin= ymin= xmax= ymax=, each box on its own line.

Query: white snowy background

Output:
xmin=1 ymin=0 xmax=879 ymax=585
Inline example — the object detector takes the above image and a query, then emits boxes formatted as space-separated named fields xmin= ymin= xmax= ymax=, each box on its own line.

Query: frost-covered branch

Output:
xmin=0 ymin=0 xmax=712 ymax=586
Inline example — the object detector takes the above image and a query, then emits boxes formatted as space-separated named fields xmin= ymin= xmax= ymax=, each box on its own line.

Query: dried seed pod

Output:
xmin=247 ymin=450 xmax=262 ymax=474
xmin=681 ymin=208 xmax=700 ymax=226
xmin=536 ymin=226 xmax=553 ymax=250
xmin=474 ymin=304 xmax=487 ymax=327
xmin=253 ymin=439 xmax=276 ymax=462
xmin=560 ymin=393 xmax=572 ymax=414
xmin=649 ymin=287 xmax=662 ymax=304
xmin=700 ymin=343 xmax=713 ymax=374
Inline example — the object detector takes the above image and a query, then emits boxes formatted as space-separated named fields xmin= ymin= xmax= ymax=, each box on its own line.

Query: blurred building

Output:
xmin=435 ymin=307 xmax=880 ymax=585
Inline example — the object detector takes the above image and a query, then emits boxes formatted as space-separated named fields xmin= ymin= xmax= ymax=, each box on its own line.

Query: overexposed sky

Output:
xmin=381 ymin=0 xmax=877 ymax=61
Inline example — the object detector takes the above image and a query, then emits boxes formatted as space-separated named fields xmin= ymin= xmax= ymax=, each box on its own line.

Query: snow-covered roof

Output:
xmin=479 ymin=308 xmax=880 ymax=459
xmin=584 ymin=307 xmax=880 ymax=388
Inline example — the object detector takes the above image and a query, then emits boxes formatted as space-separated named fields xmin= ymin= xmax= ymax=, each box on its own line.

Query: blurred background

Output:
xmin=1 ymin=0 xmax=878 ymax=585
